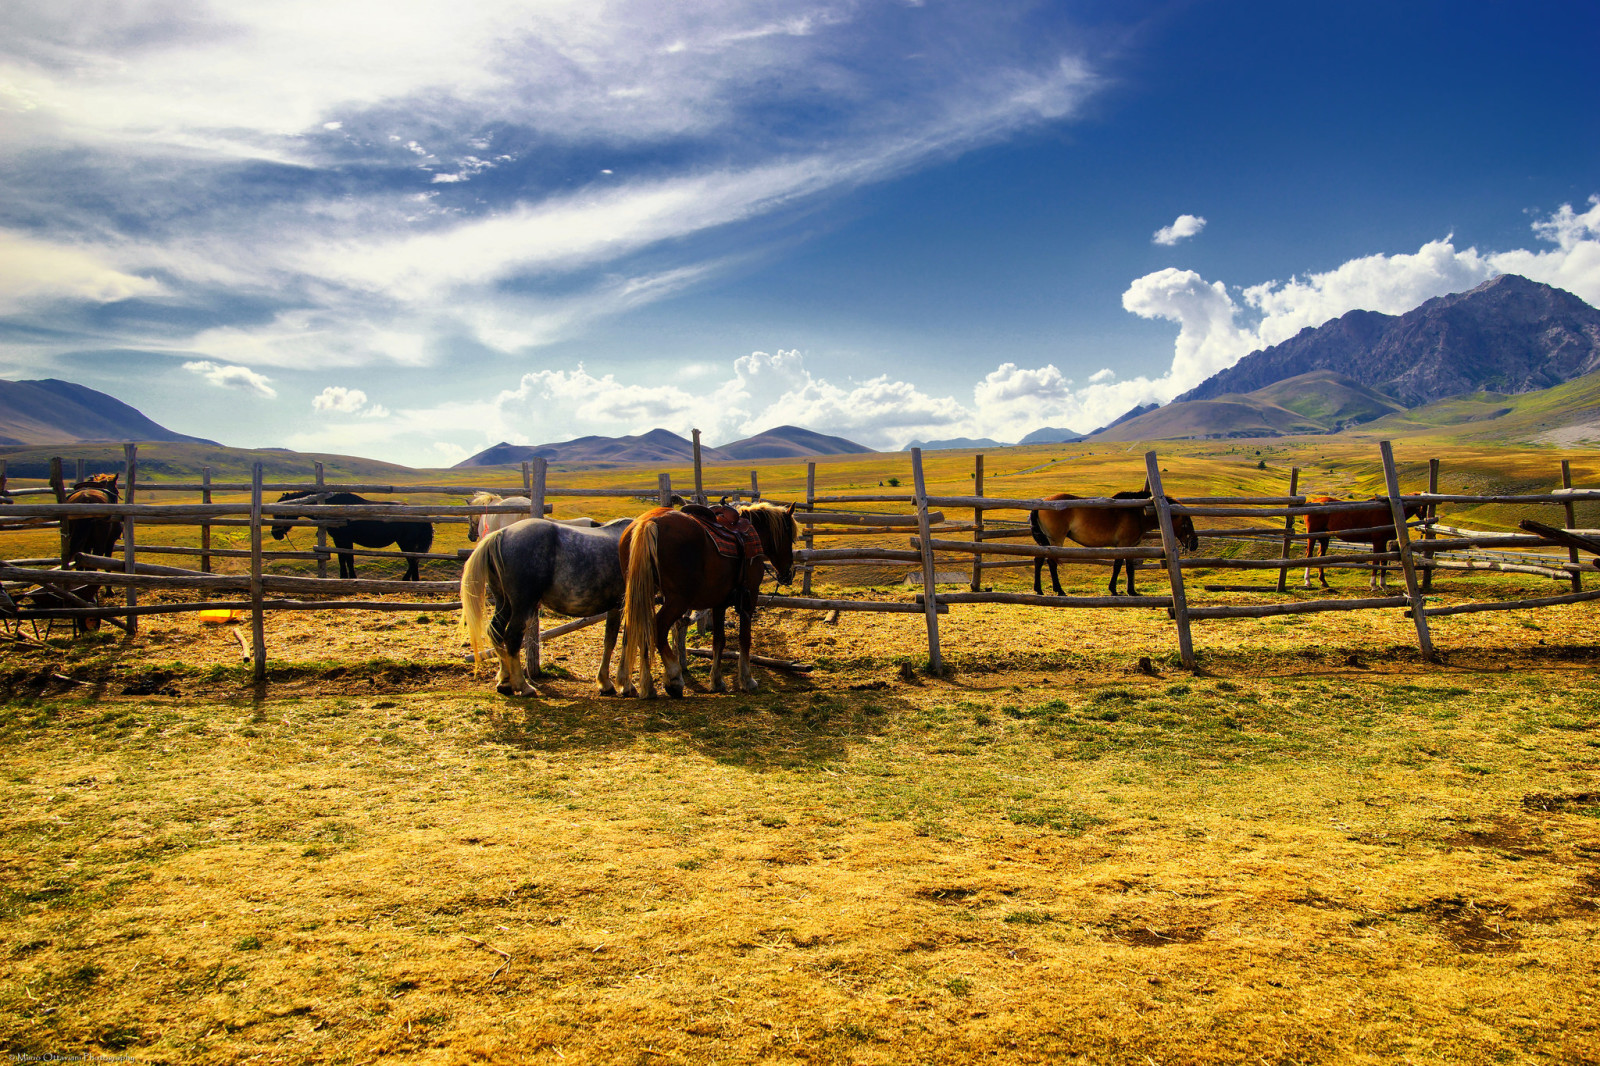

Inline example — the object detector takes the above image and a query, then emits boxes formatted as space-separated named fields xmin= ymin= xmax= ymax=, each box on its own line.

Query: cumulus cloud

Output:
xmin=182 ymin=360 xmax=277 ymax=398
xmin=312 ymin=386 xmax=388 ymax=418
xmin=1153 ymin=214 xmax=1206 ymax=246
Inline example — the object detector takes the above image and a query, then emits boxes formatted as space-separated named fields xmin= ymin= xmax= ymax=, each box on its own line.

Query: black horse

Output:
xmin=270 ymin=491 xmax=434 ymax=580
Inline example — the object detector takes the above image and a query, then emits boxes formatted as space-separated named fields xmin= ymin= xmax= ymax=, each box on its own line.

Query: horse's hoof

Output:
xmin=598 ymin=684 xmax=616 ymax=697
xmin=743 ymin=679 xmax=760 ymax=693
xmin=666 ymin=682 xmax=684 ymax=699
xmin=620 ymin=686 xmax=637 ymax=699
xmin=710 ymin=680 xmax=727 ymax=694
xmin=496 ymin=683 xmax=518 ymax=696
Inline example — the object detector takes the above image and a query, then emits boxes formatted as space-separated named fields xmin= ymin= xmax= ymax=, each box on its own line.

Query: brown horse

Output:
xmin=1302 ymin=495 xmax=1427 ymax=590
xmin=64 ymin=473 xmax=123 ymax=566
xmin=61 ymin=473 xmax=124 ymax=634
xmin=1029 ymin=482 xmax=1198 ymax=596
xmin=618 ymin=501 xmax=798 ymax=699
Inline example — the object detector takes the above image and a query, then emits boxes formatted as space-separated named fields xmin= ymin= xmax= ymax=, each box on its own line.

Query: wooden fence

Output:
xmin=3 ymin=440 xmax=1597 ymax=682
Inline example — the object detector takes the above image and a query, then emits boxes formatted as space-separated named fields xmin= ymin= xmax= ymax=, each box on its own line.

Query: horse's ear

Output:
xmin=785 ymin=501 xmax=796 ymax=516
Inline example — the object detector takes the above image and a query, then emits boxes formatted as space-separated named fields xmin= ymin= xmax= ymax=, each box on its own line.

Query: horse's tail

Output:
xmin=1029 ymin=509 xmax=1047 ymax=547
xmin=620 ymin=517 xmax=660 ymax=682
xmin=459 ymin=526 xmax=504 ymax=675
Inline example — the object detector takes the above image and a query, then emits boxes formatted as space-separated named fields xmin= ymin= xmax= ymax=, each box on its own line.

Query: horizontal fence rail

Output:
xmin=4 ymin=439 xmax=1596 ymax=684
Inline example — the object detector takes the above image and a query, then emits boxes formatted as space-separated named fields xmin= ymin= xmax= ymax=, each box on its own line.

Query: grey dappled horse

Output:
xmin=459 ymin=516 xmax=633 ymax=697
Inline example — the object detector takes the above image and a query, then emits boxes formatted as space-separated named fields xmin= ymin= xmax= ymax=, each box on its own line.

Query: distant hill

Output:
xmin=0 ymin=378 xmax=217 ymax=446
xmin=0 ymin=440 xmax=418 ymax=482
xmin=1089 ymin=371 xmax=1408 ymax=442
xmin=717 ymin=425 xmax=874 ymax=459
xmin=1178 ymin=275 xmax=1600 ymax=406
xmin=1350 ymin=366 xmax=1600 ymax=447
xmin=455 ymin=429 xmax=723 ymax=468
xmin=458 ymin=425 xmax=877 ymax=467
xmin=902 ymin=437 xmax=1008 ymax=452
xmin=1018 ymin=427 xmax=1087 ymax=444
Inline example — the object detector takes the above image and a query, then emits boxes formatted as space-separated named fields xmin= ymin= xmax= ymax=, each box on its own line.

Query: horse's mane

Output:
xmin=740 ymin=501 xmax=799 ymax=545
xmin=469 ymin=491 xmax=503 ymax=507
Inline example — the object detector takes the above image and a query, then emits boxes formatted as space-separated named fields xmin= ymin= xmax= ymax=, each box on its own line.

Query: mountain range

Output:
xmin=1092 ymin=274 xmax=1600 ymax=442
xmin=6 ymin=274 xmax=1596 ymax=461
xmin=453 ymin=425 xmax=872 ymax=468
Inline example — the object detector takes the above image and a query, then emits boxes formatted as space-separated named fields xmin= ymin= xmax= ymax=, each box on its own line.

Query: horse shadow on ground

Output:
xmin=478 ymin=666 xmax=911 ymax=771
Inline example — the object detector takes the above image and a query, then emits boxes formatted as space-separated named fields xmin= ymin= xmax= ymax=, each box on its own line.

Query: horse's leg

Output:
xmin=674 ymin=617 xmax=689 ymax=682
xmin=1126 ymin=558 xmax=1138 ymax=597
xmin=708 ymin=608 xmax=727 ymax=693
xmin=1372 ymin=540 xmax=1386 ymax=591
xmin=491 ymin=604 xmax=530 ymax=697
xmin=1047 ymin=556 xmax=1065 ymax=596
xmin=1033 ymin=556 xmax=1044 ymax=595
xmin=337 ymin=535 xmax=356 ymax=579
xmin=653 ymin=598 xmax=687 ymax=699
xmin=524 ymin=608 xmax=542 ymax=680
xmin=597 ymin=610 xmax=620 ymax=696
xmin=737 ymin=605 xmax=758 ymax=693
xmin=1107 ymin=560 xmax=1122 ymax=596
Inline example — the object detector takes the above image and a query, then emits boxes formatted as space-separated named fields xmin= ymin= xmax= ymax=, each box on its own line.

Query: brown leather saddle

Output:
xmin=680 ymin=502 xmax=765 ymax=565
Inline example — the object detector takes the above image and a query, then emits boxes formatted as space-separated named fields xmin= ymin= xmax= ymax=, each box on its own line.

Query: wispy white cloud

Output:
xmin=182 ymin=360 xmax=278 ymax=398
xmin=0 ymin=229 xmax=160 ymax=313
xmin=1 ymin=0 xmax=1102 ymax=374
xmin=1153 ymin=213 xmax=1206 ymax=246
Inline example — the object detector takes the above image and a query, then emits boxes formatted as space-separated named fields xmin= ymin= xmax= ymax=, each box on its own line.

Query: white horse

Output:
xmin=466 ymin=492 xmax=599 ymax=542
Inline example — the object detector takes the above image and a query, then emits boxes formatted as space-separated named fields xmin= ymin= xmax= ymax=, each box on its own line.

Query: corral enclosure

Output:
xmin=2 ymin=436 xmax=1599 ymax=1064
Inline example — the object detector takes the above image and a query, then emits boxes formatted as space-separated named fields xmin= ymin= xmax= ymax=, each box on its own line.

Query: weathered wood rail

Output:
xmin=4 ymin=439 xmax=1596 ymax=683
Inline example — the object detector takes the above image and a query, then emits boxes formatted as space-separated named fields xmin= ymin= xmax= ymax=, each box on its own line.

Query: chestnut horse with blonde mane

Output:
xmin=618 ymin=501 xmax=798 ymax=699
xmin=1301 ymin=495 xmax=1427 ymax=590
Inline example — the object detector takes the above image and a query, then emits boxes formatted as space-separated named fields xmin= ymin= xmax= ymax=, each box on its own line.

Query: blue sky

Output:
xmin=2 ymin=0 xmax=1597 ymax=465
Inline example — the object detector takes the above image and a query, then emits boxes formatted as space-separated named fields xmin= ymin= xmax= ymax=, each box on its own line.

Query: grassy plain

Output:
xmin=2 ymin=436 xmax=1598 ymax=1063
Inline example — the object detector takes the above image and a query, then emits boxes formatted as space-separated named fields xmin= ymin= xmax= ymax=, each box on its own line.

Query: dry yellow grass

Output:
xmin=3 ymin=566 xmax=1599 ymax=1064
xmin=3 ymin=438 xmax=1599 ymax=1063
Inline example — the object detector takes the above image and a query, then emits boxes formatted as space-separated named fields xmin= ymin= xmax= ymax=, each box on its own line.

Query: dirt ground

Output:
xmin=2 ymin=567 xmax=1598 ymax=1064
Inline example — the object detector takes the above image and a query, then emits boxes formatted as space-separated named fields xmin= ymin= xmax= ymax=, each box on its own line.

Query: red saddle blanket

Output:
xmin=681 ymin=505 xmax=765 ymax=564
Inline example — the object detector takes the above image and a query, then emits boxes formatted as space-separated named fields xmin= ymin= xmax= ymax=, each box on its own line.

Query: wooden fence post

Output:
xmin=314 ymin=461 xmax=328 ymax=578
xmin=971 ymin=454 xmax=985 ymax=592
xmin=76 ymin=457 xmax=86 ymax=484
xmin=749 ymin=471 xmax=760 ymax=501
xmin=658 ymin=473 xmax=672 ymax=506
xmin=1144 ymin=451 xmax=1195 ymax=670
xmin=1379 ymin=440 xmax=1437 ymax=662
xmin=200 ymin=466 xmax=213 ymax=576
xmin=693 ymin=430 xmax=706 ymax=504
xmin=802 ymin=461 xmax=816 ymax=595
xmin=250 ymin=462 xmax=266 ymax=682
xmin=1276 ymin=466 xmax=1299 ymax=593
xmin=1422 ymin=458 xmax=1440 ymax=592
xmin=530 ymin=458 xmax=548 ymax=521
xmin=123 ymin=443 xmax=137 ymax=635
xmin=1561 ymin=459 xmax=1581 ymax=593
xmin=910 ymin=448 xmax=943 ymax=675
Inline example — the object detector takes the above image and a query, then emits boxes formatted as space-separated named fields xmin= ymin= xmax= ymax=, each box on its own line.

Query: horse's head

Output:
xmin=1174 ymin=511 xmax=1200 ymax=553
xmin=744 ymin=501 xmax=800 ymax=585
xmin=466 ymin=492 xmax=500 ymax=542
xmin=269 ymin=490 xmax=307 ymax=541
